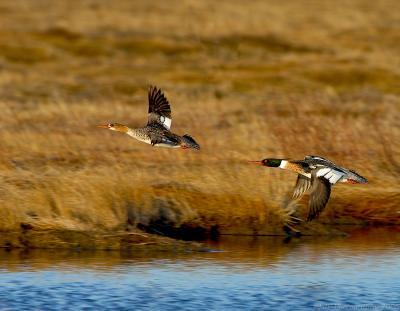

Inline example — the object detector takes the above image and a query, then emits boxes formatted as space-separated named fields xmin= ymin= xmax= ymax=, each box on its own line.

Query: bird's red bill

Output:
xmin=248 ymin=161 xmax=263 ymax=165
xmin=96 ymin=124 xmax=109 ymax=129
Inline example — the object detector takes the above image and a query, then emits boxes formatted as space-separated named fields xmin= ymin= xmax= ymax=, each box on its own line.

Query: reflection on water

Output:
xmin=0 ymin=228 xmax=400 ymax=310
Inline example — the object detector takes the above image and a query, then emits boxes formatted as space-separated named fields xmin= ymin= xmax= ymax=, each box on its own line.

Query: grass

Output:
xmin=0 ymin=0 xmax=399 ymax=247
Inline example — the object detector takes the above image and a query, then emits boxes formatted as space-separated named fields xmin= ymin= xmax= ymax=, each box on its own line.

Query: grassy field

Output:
xmin=0 ymin=0 xmax=399 ymax=246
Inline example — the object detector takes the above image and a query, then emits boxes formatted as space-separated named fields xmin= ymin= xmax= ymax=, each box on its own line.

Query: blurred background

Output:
xmin=0 ymin=0 xmax=399 ymax=243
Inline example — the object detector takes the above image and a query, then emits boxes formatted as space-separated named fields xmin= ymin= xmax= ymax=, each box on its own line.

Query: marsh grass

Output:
xmin=0 ymin=1 xmax=399 ymax=244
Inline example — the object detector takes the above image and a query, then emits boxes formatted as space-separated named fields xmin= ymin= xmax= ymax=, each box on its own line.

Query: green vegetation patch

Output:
xmin=0 ymin=44 xmax=52 ymax=64
xmin=204 ymin=34 xmax=320 ymax=54
xmin=305 ymin=67 xmax=400 ymax=94
xmin=33 ymin=27 xmax=110 ymax=57
xmin=111 ymin=82 xmax=142 ymax=95
xmin=115 ymin=37 xmax=199 ymax=56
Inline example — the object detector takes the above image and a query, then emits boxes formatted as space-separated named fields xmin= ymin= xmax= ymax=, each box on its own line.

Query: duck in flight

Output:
xmin=249 ymin=155 xmax=368 ymax=221
xmin=97 ymin=86 xmax=200 ymax=150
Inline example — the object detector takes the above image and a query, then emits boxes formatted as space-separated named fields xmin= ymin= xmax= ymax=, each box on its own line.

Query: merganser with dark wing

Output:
xmin=97 ymin=86 xmax=200 ymax=150
xmin=249 ymin=155 xmax=367 ymax=221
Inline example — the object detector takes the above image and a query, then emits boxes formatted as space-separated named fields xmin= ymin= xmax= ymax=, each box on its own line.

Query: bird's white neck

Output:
xmin=279 ymin=160 xmax=288 ymax=169
xmin=126 ymin=128 xmax=137 ymax=137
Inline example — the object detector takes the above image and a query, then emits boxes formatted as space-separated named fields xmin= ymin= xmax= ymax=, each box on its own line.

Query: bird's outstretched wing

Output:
xmin=147 ymin=86 xmax=172 ymax=130
xmin=307 ymin=171 xmax=331 ymax=221
xmin=304 ymin=155 xmax=338 ymax=168
xmin=292 ymin=174 xmax=312 ymax=200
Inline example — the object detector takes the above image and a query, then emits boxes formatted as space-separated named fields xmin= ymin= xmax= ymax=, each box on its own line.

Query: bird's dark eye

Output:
xmin=109 ymin=123 xmax=114 ymax=127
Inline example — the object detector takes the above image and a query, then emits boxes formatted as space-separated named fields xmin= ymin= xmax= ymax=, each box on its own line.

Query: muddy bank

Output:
xmin=1 ymin=221 xmax=398 ymax=251
xmin=0 ymin=229 xmax=205 ymax=252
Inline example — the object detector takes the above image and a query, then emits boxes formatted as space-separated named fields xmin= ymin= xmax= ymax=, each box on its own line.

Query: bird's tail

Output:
xmin=182 ymin=135 xmax=200 ymax=150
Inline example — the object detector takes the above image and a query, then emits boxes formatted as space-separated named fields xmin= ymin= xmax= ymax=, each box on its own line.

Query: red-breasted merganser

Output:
xmin=97 ymin=86 xmax=200 ymax=150
xmin=249 ymin=155 xmax=368 ymax=221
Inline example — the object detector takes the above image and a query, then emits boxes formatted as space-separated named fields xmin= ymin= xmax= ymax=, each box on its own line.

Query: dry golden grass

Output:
xmin=0 ymin=0 xmax=399 ymax=242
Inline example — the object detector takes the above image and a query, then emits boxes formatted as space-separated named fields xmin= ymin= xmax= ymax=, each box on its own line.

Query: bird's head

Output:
xmin=248 ymin=158 xmax=282 ymax=167
xmin=96 ymin=123 xmax=129 ymax=133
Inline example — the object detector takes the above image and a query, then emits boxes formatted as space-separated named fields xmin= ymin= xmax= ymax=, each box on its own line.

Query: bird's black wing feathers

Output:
xmin=304 ymin=155 xmax=337 ymax=168
xmin=307 ymin=171 xmax=332 ymax=221
xmin=147 ymin=86 xmax=172 ymax=129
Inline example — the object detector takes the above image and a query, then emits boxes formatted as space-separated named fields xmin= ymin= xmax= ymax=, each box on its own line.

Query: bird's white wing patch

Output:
xmin=317 ymin=168 xmax=331 ymax=176
xmin=329 ymin=173 xmax=343 ymax=184
xmin=160 ymin=116 xmax=172 ymax=130
xmin=317 ymin=168 xmax=344 ymax=184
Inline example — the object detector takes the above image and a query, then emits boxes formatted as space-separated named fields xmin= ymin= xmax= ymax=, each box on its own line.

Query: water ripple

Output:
xmin=0 ymin=228 xmax=399 ymax=310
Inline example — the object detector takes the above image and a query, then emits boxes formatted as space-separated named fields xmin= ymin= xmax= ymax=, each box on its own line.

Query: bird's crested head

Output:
xmin=249 ymin=158 xmax=282 ymax=167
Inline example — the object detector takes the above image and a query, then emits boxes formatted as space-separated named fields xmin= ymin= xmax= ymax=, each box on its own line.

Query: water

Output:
xmin=0 ymin=228 xmax=400 ymax=310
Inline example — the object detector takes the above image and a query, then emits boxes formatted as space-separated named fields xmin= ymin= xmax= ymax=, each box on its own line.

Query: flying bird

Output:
xmin=97 ymin=86 xmax=200 ymax=150
xmin=249 ymin=155 xmax=367 ymax=221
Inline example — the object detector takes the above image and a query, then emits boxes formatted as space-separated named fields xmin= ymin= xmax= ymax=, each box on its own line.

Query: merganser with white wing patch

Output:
xmin=97 ymin=86 xmax=200 ymax=150
xmin=249 ymin=155 xmax=367 ymax=221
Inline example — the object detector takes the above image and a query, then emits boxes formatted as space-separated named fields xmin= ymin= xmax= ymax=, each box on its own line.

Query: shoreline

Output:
xmin=1 ymin=223 xmax=399 ymax=251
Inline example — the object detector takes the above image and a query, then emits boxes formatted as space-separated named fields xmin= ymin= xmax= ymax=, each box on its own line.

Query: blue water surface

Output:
xmin=0 ymin=228 xmax=399 ymax=310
